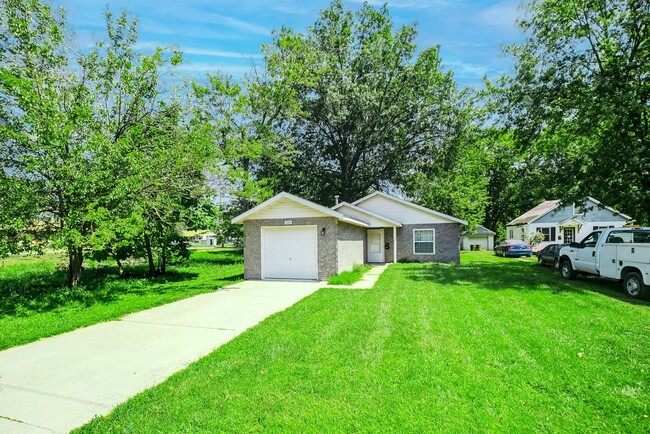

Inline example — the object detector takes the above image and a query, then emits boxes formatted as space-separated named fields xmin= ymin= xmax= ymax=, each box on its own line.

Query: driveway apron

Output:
xmin=0 ymin=280 xmax=321 ymax=433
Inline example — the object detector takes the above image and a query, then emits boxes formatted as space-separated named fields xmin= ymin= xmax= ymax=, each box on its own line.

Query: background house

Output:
xmin=232 ymin=191 xmax=467 ymax=281
xmin=461 ymin=225 xmax=496 ymax=251
xmin=506 ymin=197 xmax=632 ymax=244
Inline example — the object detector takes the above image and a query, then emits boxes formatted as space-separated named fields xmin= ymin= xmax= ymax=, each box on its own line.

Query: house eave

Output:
xmin=351 ymin=191 xmax=467 ymax=225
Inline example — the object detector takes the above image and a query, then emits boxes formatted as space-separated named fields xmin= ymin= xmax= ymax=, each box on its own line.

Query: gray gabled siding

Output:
xmin=535 ymin=200 xmax=628 ymax=224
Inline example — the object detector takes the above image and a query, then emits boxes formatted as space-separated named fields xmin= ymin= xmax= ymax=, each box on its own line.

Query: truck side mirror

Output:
xmin=569 ymin=242 xmax=580 ymax=248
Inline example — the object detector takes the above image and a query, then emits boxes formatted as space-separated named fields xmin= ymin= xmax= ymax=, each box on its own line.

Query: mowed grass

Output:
xmin=78 ymin=251 xmax=650 ymax=433
xmin=327 ymin=263 xmax=372 ymax=285
xmin=0 ymin=249 xmax=243 ymax=350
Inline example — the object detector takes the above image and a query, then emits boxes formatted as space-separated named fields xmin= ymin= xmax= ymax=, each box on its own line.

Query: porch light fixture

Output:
xmin=321 ymin=227 xmax=326 ymax=236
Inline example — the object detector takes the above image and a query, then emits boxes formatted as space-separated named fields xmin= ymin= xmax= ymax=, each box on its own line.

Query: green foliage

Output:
xmin=258 ymin=0 xmax=462 ymax=205
xmin=77 ymin=253 xmax=650 ymax=433
xmin=526 ymin=231 xmax=546 ymax=245
xmin=498 ymin=0 xmax=650 ymax=225
xmin=0 ymin=1 xmax=216 ymax=284
xmin=327 ymin=263 xmax=372 ymax=285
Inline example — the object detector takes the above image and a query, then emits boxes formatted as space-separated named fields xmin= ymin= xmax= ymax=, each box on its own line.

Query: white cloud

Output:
xmin=176 ymin=63 xmax=253 ymax=76
xmin=471 ymin=1 xmax=521 ymax=33
xmin=185 ymin=48 xmax=263 ymax=59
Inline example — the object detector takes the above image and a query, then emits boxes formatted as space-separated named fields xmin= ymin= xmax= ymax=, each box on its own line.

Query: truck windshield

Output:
xmin=606 ymin=230 xmax=650 ymax=243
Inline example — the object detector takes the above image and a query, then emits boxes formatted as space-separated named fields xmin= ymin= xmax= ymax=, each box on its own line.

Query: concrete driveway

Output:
xmin=0 ymin=280 xmax=322 ymax=433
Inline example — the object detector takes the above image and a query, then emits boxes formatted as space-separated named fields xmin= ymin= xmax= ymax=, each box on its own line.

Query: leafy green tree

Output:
xmin=193 ymin=71 xmax=294 ymax=212
xmin=259 ymin=0 xmax=462 ymax=205
xmin=498 ymin=0 xmax=650 ymax=224
xmin=0 ymin=0 xmax=97 ymax=286
xmin=0 ymin=1 xmax=214 ymax=284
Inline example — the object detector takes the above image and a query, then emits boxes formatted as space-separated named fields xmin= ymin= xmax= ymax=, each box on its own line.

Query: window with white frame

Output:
xmin=536 ymin=227 xmax=556 ymax=242
xmin=413 ymin=229 xmax=435 ymax=254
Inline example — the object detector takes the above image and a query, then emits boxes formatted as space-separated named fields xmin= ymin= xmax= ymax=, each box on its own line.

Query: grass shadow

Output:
xmin=402 ymin=258 xmax=650 ymax=307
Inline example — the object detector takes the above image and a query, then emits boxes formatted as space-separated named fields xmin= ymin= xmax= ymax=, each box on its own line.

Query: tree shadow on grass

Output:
xmin=0 ymin=266 xmax=202 ymax=317
xmin=402 ymin=260 xmax=650 ymax=307
xmin=188 ymin=250 xmax=244 ymax=266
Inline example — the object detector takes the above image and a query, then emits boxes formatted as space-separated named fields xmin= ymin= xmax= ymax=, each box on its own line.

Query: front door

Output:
xmin=563 ymin=227 xmax=575 ymax=244
xmin=367 ymin=229 xmax=384 ymax=263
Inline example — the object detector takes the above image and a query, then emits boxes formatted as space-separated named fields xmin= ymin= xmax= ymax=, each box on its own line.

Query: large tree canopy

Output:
xmin=258 ymin=0 xmax=463 ymax=205
xmin=498 ymin=0 xmax=650 ymax=224
xmin=0 ymin=0 xmax=214 ymax=285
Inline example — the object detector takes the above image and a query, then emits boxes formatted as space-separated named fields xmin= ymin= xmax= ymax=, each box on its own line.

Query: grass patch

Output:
xmin=0 ymin=249 xmax=243 ymax=350
xmin=327 ymin=263 xmax=373 ymax=285
xmin=78 ymin=251 xmax=650 ymax=432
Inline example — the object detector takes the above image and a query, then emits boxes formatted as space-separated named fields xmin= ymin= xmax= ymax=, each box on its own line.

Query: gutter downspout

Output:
xmin=393 ymin=226 xmax=397 ymax=263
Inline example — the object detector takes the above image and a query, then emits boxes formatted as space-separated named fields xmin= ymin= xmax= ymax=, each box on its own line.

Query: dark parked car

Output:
xmin=494 ymin=240 xmax=533 ymax=257
xmin=536 ymin=243 xmax=567 ymax=268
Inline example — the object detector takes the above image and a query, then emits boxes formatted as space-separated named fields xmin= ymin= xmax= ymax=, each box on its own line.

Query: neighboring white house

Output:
xmin=506 ymin=197 xmax=633 ymax=244
xmin=461 ymin=225 xmax=496 ymax=251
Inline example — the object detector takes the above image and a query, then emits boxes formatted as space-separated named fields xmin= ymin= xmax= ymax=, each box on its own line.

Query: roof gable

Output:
xmin=509 ymin=197 xmax=632 ymax=226
xmin=351 ymin=191 xmax=467 ymax=225
xmin=507 ymin=200 xmax=560 ymax=226
xmin=332 ymin=202 xmax=402 ymax=227
xmin=463 ymin=225 xmax=496 ymax=236
xmin=231 ymin=192 xmax=367 ymax=226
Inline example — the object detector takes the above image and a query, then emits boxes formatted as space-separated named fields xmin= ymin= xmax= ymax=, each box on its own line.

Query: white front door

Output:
xmin=367 ymin=229 xmax=384 ymax=263
xmin=262 ymin=226 xmax=318 ymax=280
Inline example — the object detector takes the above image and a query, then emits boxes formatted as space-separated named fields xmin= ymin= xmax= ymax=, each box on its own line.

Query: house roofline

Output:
xmin=231 ymin=192 xmax=368 ymax=227
xmin=351 ymin=191 xmax=468 ymax=225
xmin=332 ymin=201 xmax=402 ymax=227
xmin=506 ymin=201 xmax=560 ymax=226
xmin=586 ymin=197 xmax=632 ymax=221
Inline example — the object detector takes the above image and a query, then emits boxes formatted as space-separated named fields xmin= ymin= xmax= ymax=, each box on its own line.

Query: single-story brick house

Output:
xmin=232 ymin=191 xmax=467 ymax=281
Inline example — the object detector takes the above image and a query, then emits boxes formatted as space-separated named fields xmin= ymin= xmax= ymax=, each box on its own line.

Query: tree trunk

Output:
xmin=67 ymin=247 xmax=83 ymax=287
xmin=144 ymin=233 xmax=155 ymax=275
xmin=116 ymin=258 xmax=125 ymax=277
xmin=160 ymin=246 xmax=167 ymax=275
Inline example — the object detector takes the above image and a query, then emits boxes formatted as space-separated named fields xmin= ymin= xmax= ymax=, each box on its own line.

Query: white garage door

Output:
xmin=465 ymin=236 xmax=489 ymax=250
xmin=262 ymin=226 xmax=318 ymax=280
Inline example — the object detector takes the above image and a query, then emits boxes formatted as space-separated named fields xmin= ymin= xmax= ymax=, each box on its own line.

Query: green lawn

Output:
xmin=327 ymin=263 xmax=372 ymax=285
xmin=0 ymin=249 xmax=243 ymax=350
xmin=78 ymin=251 xmax=650 ymax=433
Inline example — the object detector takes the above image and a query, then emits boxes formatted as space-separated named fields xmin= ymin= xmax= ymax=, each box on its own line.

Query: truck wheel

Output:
xmin=560 ymin=260 xmax=577 ymax=280
xmin=623 ymin=272 xmax=647 ymax=299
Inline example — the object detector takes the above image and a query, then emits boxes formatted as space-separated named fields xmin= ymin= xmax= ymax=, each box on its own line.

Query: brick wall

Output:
xmin=243 ymin=217 xmax=338 ymax=281
xmin=385 ymin=223 xmax=460 ymax=264
xmin=337 ymin=222 xmax=365 ymax=273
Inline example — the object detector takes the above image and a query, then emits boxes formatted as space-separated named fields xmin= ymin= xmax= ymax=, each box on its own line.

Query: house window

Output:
xmin=537 ymin=227 xmax=556 ymax=242
xmin=509 ymin=229 xmax=514 ymax=239
xmin=413 ymin=229 xmax=435 ymax=254
xmin=593 ymin=225 xmax=614 ymax=231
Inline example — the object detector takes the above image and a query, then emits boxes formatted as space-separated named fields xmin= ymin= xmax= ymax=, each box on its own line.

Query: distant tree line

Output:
xmin=1 ymin=0 xmax=647 ymax=286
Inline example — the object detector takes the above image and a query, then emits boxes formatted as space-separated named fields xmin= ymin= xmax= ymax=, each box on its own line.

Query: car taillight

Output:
xmin=527 ymin=245 xmax=532 ymax=249
xmin=507 ymin=245 xmax=514 ymax=249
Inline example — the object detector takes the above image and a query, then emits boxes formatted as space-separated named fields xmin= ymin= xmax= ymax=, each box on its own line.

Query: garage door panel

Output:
xmin=262 ymin=226 xmax=318 ymax=280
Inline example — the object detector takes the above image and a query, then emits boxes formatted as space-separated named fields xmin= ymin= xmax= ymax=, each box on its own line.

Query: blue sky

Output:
xmin=56 ymin=0 xmax=527 ymax=89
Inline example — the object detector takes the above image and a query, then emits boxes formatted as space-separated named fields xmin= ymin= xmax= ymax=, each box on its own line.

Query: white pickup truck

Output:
xmin=558 ymin=227 xmax=650 ymax=299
